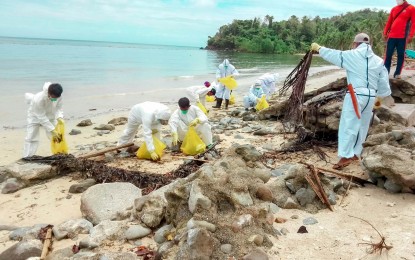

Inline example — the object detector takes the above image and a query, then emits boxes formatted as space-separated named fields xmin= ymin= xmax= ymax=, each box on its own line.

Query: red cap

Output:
xmin=204 ymin=81 xmax=211 ymax=87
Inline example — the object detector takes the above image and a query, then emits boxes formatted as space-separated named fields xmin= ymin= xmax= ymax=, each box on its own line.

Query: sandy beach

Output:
xmin=1 ymin=66 xmax=415 ymax=260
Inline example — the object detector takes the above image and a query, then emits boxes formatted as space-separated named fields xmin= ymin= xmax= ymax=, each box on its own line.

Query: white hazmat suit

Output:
xmin=24 ymin=82 xmax=63 ymax=157
xmin=243 ymin=84 xmax=264 ymax=109
xmin=118 ymin=102 xmax=171 ymax=152
xmin=186 ymin=84 xmax=213 ymax=106
xmin=319 ymin=43 xmax=391 ymax=159
xmin=215 ymin=59 xmax=239 ymax=100
xmin=169 ymin=106 xmax=212 ymax=146
xmin=258 ymin=73 xmax=279 ymax=98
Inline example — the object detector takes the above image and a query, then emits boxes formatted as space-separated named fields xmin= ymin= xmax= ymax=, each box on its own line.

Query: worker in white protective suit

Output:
xmin=213 ymin=59 xmax=239 ymax=109
xmin=258 ymin=73 xmax=279 ymax=98
xmin=118 ymin=102 xmax=171 ymax=161
xmin=243 ymin=80 xmax=265 ymax=111
xmin=185 ymin=81 xmax=214 ymax=107
xmin=169 ymin=97 xmax=213 ymax=148
xmin=311 ymin=33 xmax=391 ymax=170
xmin=24 ymin=82 xmax=64 ymax=157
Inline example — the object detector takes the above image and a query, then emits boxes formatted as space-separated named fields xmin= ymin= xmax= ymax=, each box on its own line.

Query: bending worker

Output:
xmin=257 ymin=72 xmax=279 ymax=98
xmin=24 ymin=82 xmax=64 ymax=157
xmin=169 ymin=97 xmax=213 ymax=148
xmin=118 ymin=102 xmax=171 ymax=161
xmin=186 ymin=81 xmax=214 ymax=107
xmin=243 ymin=81 xmax=265 ymax=111
xmin=311 ymin=33 xmax=391 ymax=170
xmin=213 ymin=59 xmax=239 ymax=109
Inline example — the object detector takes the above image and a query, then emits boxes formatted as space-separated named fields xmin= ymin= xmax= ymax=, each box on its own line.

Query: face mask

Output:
xmin=224 ymin=66 xmax=228 ymax=70
xmin=255 ymin=87 xmax=260 ymax=90
xmin=181 ymin=110 xmax=188 ymax=115
xmin=397 ymin=0 xmax=404 ymax=5
xmin=50 ymin=98 xmax=58 ymax=102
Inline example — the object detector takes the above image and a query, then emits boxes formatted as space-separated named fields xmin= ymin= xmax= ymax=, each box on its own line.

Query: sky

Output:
xmin=0 ymin=0 xmax=394 ymax=47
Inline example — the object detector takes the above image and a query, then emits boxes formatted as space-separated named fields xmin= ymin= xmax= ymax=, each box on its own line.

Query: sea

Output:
xmin=0 ymin=36 xmax=331 ymax=129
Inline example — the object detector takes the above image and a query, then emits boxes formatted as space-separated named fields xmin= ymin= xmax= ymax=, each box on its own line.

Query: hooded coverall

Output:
xmin=24 ymin=82 xmax=63 ymax=157
xmin=169 ymin=106 xmax=212 ymax=146
xmin=186 ymin=84 xmax=213 ymax=106
xmin=258 ymin=73 xmax=279 ymax=99
xmin=319 ymin=43 xmax=391 ymax=158
xmin=118 ymin=102 xmax=171 ymax=152
xmin=243 ymin=86 xmax=264 ymax=109
xmin=215 ymin=59 xmax=239 ymax=100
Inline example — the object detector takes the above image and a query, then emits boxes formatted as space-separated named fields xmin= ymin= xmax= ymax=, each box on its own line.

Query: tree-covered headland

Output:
xmin=206 ymin=9 xmax=388 ymax=55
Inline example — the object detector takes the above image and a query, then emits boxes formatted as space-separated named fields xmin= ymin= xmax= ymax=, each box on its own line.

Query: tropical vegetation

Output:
xmin=206 ymin=9 xmax=388 ymax=55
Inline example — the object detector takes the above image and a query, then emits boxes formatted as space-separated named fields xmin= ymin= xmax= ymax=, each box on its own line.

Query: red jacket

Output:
xmin=383 ymin=2 xmax=415 ymax=39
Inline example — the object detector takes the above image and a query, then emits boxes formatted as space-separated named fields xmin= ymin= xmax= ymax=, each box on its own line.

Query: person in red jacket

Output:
xmin=383 ymin=0 xmax=415 ymax=79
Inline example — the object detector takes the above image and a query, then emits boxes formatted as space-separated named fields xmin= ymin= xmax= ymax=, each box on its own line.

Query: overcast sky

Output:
xmin=0 ymin=0 xmax=394 ymax=47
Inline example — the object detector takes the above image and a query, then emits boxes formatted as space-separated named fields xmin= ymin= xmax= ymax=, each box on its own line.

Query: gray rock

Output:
xmin=9 ymin=224 xmax=48 ymax=241
xmin=384 ymin=179 xmax=403 ymax=193
xmin=69 ymin=129 xmax=82 ymax=135
xmin=231 ymin=191 xmax=253 ymax=206
xmin=281 ymin=228 xmax=289 ymax=235
xmin=108 ymin=117 xmax=128 ymax=126
xmin=303 ymin=217 xmax=318 ymax=225
xmin=269 ymin=203 xmax=280 ymax=214
xmin=242 ymin=248 xmax=269 ymax=260
xmin=134 ymin=195 xmax=167 ymax=228
xmin=391 ymin=130 xmax=404 ymax=141
xmin=253 ymin=128 xmax=276 ymax=136
xmin=234 ymin=134 xmax=245 ymax=139
xmin=1 ymin=178 xmax=25 ymax=194
xmin=328 ymin=191 xmax=337 ymax=205
xmin=69 ymin=179 xmax=96 ymax=194
xmin=295 ymin=188 xmax=316 ymax=206
xmin=231 ymin=214 xmax=253 ymax=233
xmin=188 ymin=181 xmax=211 ymax=214
xmin=94 ymin=124 xmax=115 ymax=131
xmin=376 ymin=178 xmax=386 ymax=189
xmin=220 ymin=244 xmax=232 ymax=254
xmin=230 ymin=109 xmax=243 ymax=117
xmin=283 ymin=197 xmax=300 ymax=209
xmin=240 ymin=127 xmax=254 ymax=133
xmin=248 ymin=234 xmax=264 ymax=246
xmin=5 ymin=162 xmax=56 ymax=182
xmin=252 ymin=168 xmax=272 ymax=183
xmin=97 ymin=130 xmax=111 ymax=136
xmin=187 ymin=218 xmax=216 ymax=232
xmin=81 ymin=183 xmax=142 ymax=225
xmin=124 ymin=224 xmax=151 ymax=240
xmin=98 ymin=252 xmax=138 ymax=260
xmin=77 ymin=119 xmax=93 ymax=127
xmin=46 ymin=246 xmax=74 ymax=260
xmin=79 ymin=220 xmax=125 ymax=249
xmin=271 ymin=164 xmax=296 ymax=177
xmin=0 ymin=166 xmax=10 ymax=183
xmin=0 ymin=225 xmax=18 ymax=231
xmin=234 ymin=144 xmax=262 ymax=162
xmin=52 ymin=218 xmax=93 ymax=240
xmin=285 ymin=181 xmax=296 ymax=193
xmin=0 ymin=239 xmax=42 ymax=260
xmin=187 ymin=228 xmax=215 ymax=260
xmin=157 ymin=241 xmax=174 ymax=259
xmin=71 ymin=251 xmax=98 ymax=259
xmin=154 ymin=224 xmax=173 ymax=244
xmin=256 ymin=184 xmax=273 ymax=201
xmin=243 ymin=114 xmax=258 ymax=121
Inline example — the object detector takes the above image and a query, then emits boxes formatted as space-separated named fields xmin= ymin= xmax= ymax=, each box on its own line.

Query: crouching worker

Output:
xmin=243 ymin=80 xmax=265 ymax=111
xmin=186 ymin=81 xmax=214 ymax=107
xmin=169 ymin=97 xmax=213 ymax=148
xmin=24 ymin=82 xmax=64 ymax=157
xmin=118 ymin=102 xmax=171 ymax=161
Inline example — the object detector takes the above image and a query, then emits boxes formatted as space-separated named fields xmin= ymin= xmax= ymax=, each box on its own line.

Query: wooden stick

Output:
xmin=315 ymin=166 xmax=371 ymax=186
xmin=305 ymin=174 xmax=325 ymax=203
xmin=171 ymin=156 xmax=210 ymax=162
xmin=313 ymin=168 xmax=334 ymax=211
xmin=40 ymin=228 xmax=53 ymax=259
xmin=78 ymin=142 xmax=135 ymax=159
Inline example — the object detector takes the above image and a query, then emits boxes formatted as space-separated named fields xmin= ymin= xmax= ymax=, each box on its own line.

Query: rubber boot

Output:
xmin=213 ymin=98 xmax=223 ymax=108
xmin=225 ymin=99 xmax=230 ymax=109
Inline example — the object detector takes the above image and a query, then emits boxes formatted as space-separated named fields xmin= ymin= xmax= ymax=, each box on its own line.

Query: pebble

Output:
xmin=291 ymin=215 xmax=299 ymax=219
xmin=124 ymin=225 xmax=151 ymax=240
xmin=69 ymin=129 xmax=82 ymax=135
xmin=387 ymin=202 xmax=396 ymax=207
xmin=362 ymin=236 xmax=371 ymax=242
xmin=303 ymin=217 xmax=318 ymax=225
xmin=280 ymin=228 xmax=289 ymax=235
xmin=390 ymin=213 xmax=398 ymax=218
xmin=220 ymin=244 xmax=232 ymax=254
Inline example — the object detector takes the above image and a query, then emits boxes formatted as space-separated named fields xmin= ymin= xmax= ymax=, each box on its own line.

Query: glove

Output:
xmin=57 ymin=118 xmax=64 ymax=125
xmin=172 ymin=132 xmax=178 ymax=146
xmin=150 ymin=151 xmax=160 ymax=161
xmin=373 ymin=97 xmax=382 ymax=110
xmin=189 ymin=118 xmax=200 ymax=127
xmin=152 ymin=129 xmax=158 ymax=134
xmin=51 ymin=130 xmax=61 ymax=142
xmin=310 ymin=43 xmax=321 ymax=52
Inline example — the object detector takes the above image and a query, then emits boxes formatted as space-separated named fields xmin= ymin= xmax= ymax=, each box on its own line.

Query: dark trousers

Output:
xmin=384 ymin=38 xmax=406 ymax=77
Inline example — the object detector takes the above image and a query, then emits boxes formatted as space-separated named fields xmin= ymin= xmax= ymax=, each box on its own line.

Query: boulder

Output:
xmin=234 ymin=144 xmax=262 ymax=162
xmin=5 ymin=162 xmax=56 ymax=183
xmin=9 ymin=224 xmax=48 ymax=241
xmin=134 ymin=195 xmax=166 ymax=228
xmin=188 ymin=181 xmax=212 ymax=214
xmin=77 ymin=119 xmax=93 ymax=127
xmin=79 ymin=220 xmax=125 ymax=249
xmin=1 ymin=178 xmax=25 ymax=194
xmin=0 ymin=240 xmax=42 ymax=260
xmin=108 ymin=117 xmax=128 ymax=125
xmin=124 ymin=224 xmax=151 ymax=240
xmin=52 ymin=218 xmax=93 ymax=240
xmin=187 ymin=228 xmax=216 ymax=260
xmin=81 ymin=183 xmax=142 ymax=225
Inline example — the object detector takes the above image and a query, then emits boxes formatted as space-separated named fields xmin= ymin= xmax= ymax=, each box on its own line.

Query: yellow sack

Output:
xmin=180 ymin=126 xmax=206 ymax=155
xmin=197 ymin=102 xmax=208 ymax=115
xmin=229 ymin=94 xmax=236 ymax=105
xmin=218 ymin=76 xmax=238 ymax=90
xmin=205 ymin=95 xmax=215 ymax=102
xmin=51 ymin=120 xmax=68 ymax=155
xmin=136 ymin=135 xmax=166 ymax=160
xmin=255 ymin=95 xmax=269 ymax=111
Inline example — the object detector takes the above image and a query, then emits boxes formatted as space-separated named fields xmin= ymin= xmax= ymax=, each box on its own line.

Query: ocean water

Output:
xmin=0 ymin=37 xmax=330 ymax=128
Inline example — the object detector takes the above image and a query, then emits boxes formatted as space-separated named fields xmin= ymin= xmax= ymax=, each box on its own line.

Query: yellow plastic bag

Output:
xmin=229 ymin=94 xmax=236 ymax=105
xmin=136 ymin=135 xmax=166 ymax=160
xmin=197 ymin=102 xmax=208 ymax=115
xmin=255 ymin=95 xmax=269 ymax=111
xmin=205 ymin=95 xmax=215 ymax=102
xmin=218 ymin=76 xmax=238 ymax=90
xmin=180 ymin=126 xmax=206 ymax=155
xmin=51 ymin=121 xmax=68 ymax=155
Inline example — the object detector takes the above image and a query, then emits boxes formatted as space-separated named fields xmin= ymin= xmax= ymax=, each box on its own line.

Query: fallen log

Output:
xmin=316 ymin=166 xmax=372 ymax=186
xmin=78 ymin=142 xmax=134 ymax=159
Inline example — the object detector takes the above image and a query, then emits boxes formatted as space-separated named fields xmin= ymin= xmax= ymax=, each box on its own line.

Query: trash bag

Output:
xmin=181 ymin=126 xmax=206 ymax=155
xmin=229 ymin=94 xmax=236 ymax=105
xmin=255 ymin=95 xmax=269 ymax=111
xmin=51 ymin=120 xmax=68 ymax=155
xmin=136 ymin=135 xmax=166 ymax=160
xmin=218 ymin=76 xmax=238 ymax=90
xmin=197 ymin=102 xmax=208 ymax=115
xmin=205 ymin=95 xmax=215 ymax=102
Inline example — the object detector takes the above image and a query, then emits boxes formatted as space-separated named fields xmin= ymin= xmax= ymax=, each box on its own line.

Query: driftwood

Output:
xmin=171 ymin=156 xmax=210 ymax=163
xmin=78 ymin=142 xmax=134 ymax=159
xmin=302 ymin=162 xmax=334 ymax=211
xmin=316 ymin=166 xmax=371 ymax=186
xmin=40 ymin=227 xmax=53 ymax=259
